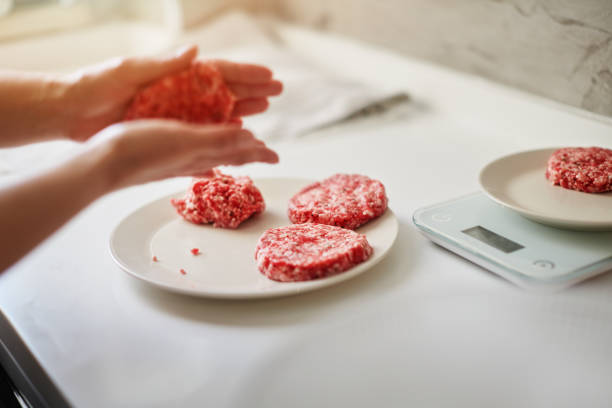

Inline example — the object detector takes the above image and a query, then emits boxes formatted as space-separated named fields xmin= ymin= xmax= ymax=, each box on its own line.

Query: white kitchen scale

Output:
xmin=413 ymin=192 xmax=612 ymax=291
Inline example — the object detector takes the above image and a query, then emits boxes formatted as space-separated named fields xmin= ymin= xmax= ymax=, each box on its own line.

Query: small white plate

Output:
xmin=479 ymin=148 xmax=612 ymax=230
xmin=110 ymin=178 xmax=399 ymax=299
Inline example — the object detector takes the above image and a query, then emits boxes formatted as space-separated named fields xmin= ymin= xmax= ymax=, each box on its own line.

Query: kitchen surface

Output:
xmin=0 ymin=2 xmax=611 ymax=407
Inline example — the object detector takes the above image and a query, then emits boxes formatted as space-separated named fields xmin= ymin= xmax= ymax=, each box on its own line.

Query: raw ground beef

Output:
xmin=171 ymin=170 xmax=265 ymax=229
xmin=255 ymin=223 xmax=373 ymax=282
xmin=288 ymin=174 xmax=388 ymax=229
xmin=124 ymin=61 xmax=235 ymax=123
xmin=546 ymin=147 xmax=612 ymax=193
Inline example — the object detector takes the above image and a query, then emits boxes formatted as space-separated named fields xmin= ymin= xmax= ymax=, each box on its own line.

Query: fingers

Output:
xmin=228 ymin=79 xmax=281 ymax=118
xmin=231 ymin=98 xmax=269 ymax=118
xmin=120 ymin=45 xmax=198 ymax=85
xmin=212 ymin=60 xmax=273 ymax=84
xmin=162 ymin=124 xmax=277 ymax=165
xmin=197 ymin=127 xmax=278 ymax=164
xmin=223 ymin=145 xmax=279 ymax=166
xmin=228 ymin=80 xmax=283 ymax=99
xmin=187 ymin=145 xmax=277 ymax=178
xmin=191 ymin=169 xmax=216 ymax=178
xmin=95 ymin=120 xmax=277 ymax=189
xmin=177 ymin=127 xmax=278 ymax=177
xmin=128 ymin=120 xmax=278 ymax=165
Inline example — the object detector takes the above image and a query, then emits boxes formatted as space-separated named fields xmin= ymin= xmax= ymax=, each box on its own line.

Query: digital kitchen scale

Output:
xmin=413 ymin=192 xmax=612 ymax=291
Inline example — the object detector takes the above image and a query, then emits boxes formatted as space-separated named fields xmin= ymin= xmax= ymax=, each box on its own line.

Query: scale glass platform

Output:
xmin=413 ymin=192 xmax=612 ymax=291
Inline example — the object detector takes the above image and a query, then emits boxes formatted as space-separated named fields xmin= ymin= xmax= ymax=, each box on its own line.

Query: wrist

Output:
xmin=63 ymin=139 xmax=121 ymax=199
xmin=81 ymin=127 xmax=142 ymax=193
xmin=55 ymin=74 xmax=88 ymax=140
xmin=0 ymin=72 xmax=74 ymax=146
xmin=36 ymin=75 xmax=74 ymax=140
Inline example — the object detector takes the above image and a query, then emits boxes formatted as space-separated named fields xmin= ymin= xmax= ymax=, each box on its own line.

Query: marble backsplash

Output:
xmin=251 ymin=0 xmax=612 ymax=118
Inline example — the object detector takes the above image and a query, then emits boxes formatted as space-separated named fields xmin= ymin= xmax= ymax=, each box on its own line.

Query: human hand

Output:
xmin=211 ymin=59 xmax=283 ymax=122
xmin=86 ymin=120 xmax=278 ymax=191
xmin=62 ymin=46 xmax=282 ymax=142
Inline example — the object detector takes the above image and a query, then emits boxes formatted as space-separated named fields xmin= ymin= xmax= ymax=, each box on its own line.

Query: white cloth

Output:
xmin=224 ymin=45 xmax=408 ymax=141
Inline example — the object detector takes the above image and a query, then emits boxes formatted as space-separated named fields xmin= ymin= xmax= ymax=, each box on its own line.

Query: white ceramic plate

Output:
xmin=479 ymin=148 xmax=612 ymax=230
xmin=110 ymin=178 xmax=398 ymax=299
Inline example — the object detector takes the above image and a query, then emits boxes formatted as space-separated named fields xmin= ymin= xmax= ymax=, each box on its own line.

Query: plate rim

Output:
xmin=478 ymin=147 xmax=612 ymax=230
xmin=109 ymin=177 xmax=399 ymax=299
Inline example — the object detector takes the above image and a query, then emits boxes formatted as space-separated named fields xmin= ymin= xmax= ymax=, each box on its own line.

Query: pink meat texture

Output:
xmin=171 ymin=170 xmax=265 ymax=229
xmin=288 ymin=174 xmax=388 ymax=229
xmin=124 ymin=61 xmax=235 ymax=123
xmin=546 ymin=147 xmax=612 ymax=193
xmin=255 ymin=223 xmax=373 ymax=282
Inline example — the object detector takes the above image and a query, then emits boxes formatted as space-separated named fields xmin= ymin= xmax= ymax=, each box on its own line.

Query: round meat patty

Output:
xmin=124 ymin=61 xmax=235 ymax=124
xmin=288 ymin=174 xmax=388 ymax=230
xmin=255 ymin=223 xmax=373 ymax=282
xmin=546 ymin=147 xmax=612 ymax=193
xmin=171 ymin=170 xmax=264 ymax=229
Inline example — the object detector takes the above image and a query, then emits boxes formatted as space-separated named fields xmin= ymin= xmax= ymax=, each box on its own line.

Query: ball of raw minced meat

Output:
xmin=171 ymin=170 xmax=264 ymax=229
xmin=124 ymin=61 xmax=235 ymax=124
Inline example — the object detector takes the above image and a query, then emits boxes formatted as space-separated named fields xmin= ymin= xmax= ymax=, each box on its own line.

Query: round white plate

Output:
xmin=479 ymin=148 xmax=612 ymax=230
xmin=110 ymin=178 xmax=398 ymax=299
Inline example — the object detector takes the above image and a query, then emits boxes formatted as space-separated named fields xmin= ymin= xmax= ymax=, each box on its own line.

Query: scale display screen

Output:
xmin=462 ymin=226 xmax=524 ymax=253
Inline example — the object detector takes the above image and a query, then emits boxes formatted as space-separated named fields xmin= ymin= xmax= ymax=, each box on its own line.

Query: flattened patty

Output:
xmin=288 ymin=174 xmax=387 ymax=229
xmin=546 ymin=147 xmax=612 ymax=193
xmin=255 ymin=223 xmax=373 ymax=282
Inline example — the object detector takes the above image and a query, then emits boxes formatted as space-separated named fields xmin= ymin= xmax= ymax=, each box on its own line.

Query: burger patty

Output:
xmin=546 ymin=147 xmax=612 ymax=193
xmin=255 ymin=223 xmax=373 ymax=282
xmin=288 ymin=174 xmax=388 ymax=230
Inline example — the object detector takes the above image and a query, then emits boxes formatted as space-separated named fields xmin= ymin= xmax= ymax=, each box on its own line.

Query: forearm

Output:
xmin=0 ymin=71 xmax=72 ymax=146
xmin=0 ymin=145 xmax=114 ymax=272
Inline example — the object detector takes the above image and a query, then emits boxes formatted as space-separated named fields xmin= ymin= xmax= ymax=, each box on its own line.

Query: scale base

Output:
xmin=413 ymin=193 xmax=612 ymax=292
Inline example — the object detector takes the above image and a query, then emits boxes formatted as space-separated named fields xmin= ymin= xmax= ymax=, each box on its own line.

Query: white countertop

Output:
xmin=1 ymin=19 xmax=612 ymax=408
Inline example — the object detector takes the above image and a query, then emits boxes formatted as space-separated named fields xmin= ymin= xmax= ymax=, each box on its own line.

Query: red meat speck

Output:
xmin=152 ymin=256 xmax=158 ymax=262
xmin=191 ymin=248 xmax=200 ymax=255
xmin=180 ymin=269 xmax=187 ymax=275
